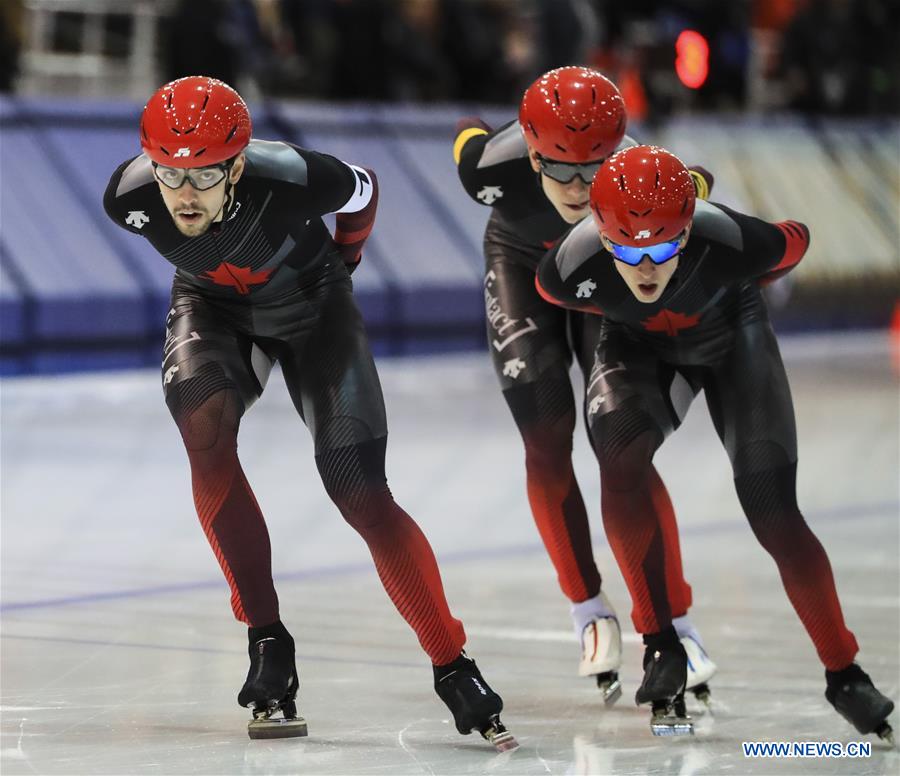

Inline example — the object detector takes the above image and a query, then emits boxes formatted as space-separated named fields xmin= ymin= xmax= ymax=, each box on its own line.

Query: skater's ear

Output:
xmin=228 ymin=153 xmax=246 ymax=185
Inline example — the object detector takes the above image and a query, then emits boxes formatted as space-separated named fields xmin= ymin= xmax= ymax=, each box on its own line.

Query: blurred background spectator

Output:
xmin=5 ymin=0 xmax=897 ymax=115
xmin=0 ymin=0 xmax=25 ymax=91
xmin=1 ymin=0 xmax=896 ymax=374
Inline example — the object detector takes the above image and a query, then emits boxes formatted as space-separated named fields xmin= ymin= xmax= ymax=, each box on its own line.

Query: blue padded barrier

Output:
xmin=0 ymin=113 xmax=146 ymax=342
xmin=1 ymin=96 xmax=897 ymax=374
xmin=0 ymin=253 xmax=26 ymax=346
xmin=273 ymin=102 xmax=484 ymax=334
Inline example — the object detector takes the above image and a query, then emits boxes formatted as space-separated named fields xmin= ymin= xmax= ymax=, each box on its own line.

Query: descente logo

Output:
xmin=174 ymin=147 xmax=191 ymax=158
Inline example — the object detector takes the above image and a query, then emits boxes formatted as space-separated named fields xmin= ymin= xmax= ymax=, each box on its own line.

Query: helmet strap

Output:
xmin=213 ymin=160 xmax=239 ymax=223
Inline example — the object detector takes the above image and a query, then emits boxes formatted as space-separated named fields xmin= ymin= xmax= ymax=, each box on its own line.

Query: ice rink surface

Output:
xmin=2 ymin=331 xmax=898 ymax=775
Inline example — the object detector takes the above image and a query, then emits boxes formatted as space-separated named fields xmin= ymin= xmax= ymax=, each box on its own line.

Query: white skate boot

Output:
xmin=572 ymin=592 xmax=623 ymax=705
xmin=673 ymin=615 xmax=717 ymax=706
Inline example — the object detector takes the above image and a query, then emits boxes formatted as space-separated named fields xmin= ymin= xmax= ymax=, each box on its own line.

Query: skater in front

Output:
xmin=536 ymin=145 xmax=895 ymax=741
xmin=102 ymin=76 xmax=515 ymax=750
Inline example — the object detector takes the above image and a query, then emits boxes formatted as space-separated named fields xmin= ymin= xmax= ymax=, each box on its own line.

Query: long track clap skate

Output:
xmin=434 ymin=653 xmax=518 ymax=752
xmin=826 ymin=664 xmax=895 ymax=745
xmin=636 ymin=629 xmax=693 ymax=737
xmin=239 ymin=625 xmax=308 ymax=740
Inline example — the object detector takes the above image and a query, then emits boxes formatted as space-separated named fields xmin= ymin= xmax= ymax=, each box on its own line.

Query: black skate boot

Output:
xmin=635 ymin=627 xmax=693 ymax=736
xmin=238 ymin=621 xmax=307 ymax=740
xmin=434 ymin=653 xmax=518 ymax=752
xmin=825 ymin=664 xmax=895 ymax=744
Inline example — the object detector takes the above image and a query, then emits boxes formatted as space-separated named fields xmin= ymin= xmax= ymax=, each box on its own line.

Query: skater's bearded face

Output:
xmin=156 ymin=154 xmax=246 ymax=237
xmin=528 ymin=148 xmax=593 ymax=224
xmin=602 ymin=229 xmax=690 ymax=304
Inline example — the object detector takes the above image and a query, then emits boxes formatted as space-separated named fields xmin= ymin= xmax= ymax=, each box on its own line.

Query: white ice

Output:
xmin=1 ymin=331 xmax=898 ymax=775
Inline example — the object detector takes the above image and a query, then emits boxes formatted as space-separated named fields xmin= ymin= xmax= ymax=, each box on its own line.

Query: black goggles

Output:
xmin=153 ymin=161 xmax=232 ymax=191
xmin=537 ymin=156 xmax=604 ymax=184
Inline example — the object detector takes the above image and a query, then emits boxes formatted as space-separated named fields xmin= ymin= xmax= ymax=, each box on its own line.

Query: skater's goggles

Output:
xmin=153 ymin=161 xmax=232 ymax=191
xmin=607 ymin=234 xmax=685 ymax=266
xmin=537 ymin=155 xmax=604 ymax=185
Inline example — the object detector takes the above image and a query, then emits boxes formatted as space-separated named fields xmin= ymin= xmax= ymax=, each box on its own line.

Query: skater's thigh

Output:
xmin=279 ymin=280 xmax=387 ymax=455
xmin=585 ymin=326 xmax=700 ymax=449
xmin=484 ymin=253 xmax=581 ymax=433
xmin=162 ymin=283 xmax=273 ymax=423
xmin=484 ymin=252 xmax=573 ymax=389
xmin=703 ymin=317 xmax=798 ymax=474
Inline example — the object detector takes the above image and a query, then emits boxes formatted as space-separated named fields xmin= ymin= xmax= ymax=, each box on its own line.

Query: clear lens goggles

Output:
xmin=608 ymin=235 xmax=683 ymax=265
xmin=538 ymin=156 xmax=603 ymax=185
xmin=153 ymin=162 xmax=231 ymax=191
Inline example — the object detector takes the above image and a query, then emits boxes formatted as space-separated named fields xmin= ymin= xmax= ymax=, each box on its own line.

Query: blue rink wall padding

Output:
xmin=0 ymin=255 xmax=25 ymax=346
xmin=1 ymin=96 xmax=897 ymax=375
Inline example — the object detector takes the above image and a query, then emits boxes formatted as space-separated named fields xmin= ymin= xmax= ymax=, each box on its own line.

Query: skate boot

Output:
xmin=673 ymin=615 xmax=717 ymax=706
xmin=573 ymin=592 xmax=622 ymax=705
xmin=635 ymin=627 xmax=693 ymax=736
xmin=238 ymin=621 xmax=307 ymax=740
xmin=825 ymin=664 xmax=895 ymax=744
xmin=434 ymin=652 xmax=518 ymax=752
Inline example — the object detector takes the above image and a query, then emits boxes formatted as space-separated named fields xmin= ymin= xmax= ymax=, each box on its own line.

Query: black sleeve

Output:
xmin=290 ymin=146 xmax=359 ymax=217
xmin=710 ymin=203 xmax=810 ymax=283
xmin=455 ymin=128 xmax=493 ymax=206
xmin=536 ymin=242 xmax=604 ymax=315
xmin=102 ymin=157 xmax=145 ymax=234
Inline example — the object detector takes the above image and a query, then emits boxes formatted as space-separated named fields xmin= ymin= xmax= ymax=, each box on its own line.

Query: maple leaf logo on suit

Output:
xmin=203 ymin=262 xmax=272 ymax=294
xmin=641 ymin=309 xmax=701 ymax=336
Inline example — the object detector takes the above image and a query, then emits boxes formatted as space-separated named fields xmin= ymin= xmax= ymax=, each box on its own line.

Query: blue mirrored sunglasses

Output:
xmin=608 ymin=236 xmax=683 ymax=266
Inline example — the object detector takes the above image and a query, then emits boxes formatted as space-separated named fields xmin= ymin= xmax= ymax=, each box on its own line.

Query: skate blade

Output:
xmin=600 ymin=678 xmax=622 ymax=706
xmin=875 ymin=722 xmax=894 ymax=747
xmin=479 ymin=717 xmax=519 ymax=753
xmin=247 ymin=715 xmax=308 ymax=740
xmin=689 ymin=682 xmax=712 ymax=707
xmin=483 ymin=727 xmax=519 ymax=752
xmin=593 ymin=671 xmax=622 ymax=706
xmin=650 ymin=714 xmax=694 ymax=737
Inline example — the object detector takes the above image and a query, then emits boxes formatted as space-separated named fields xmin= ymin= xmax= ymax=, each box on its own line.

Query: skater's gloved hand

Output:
xmin=687 ymin=166 xmax=714 ymax=200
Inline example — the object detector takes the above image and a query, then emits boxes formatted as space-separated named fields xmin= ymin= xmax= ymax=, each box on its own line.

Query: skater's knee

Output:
xmin=736 ymin=463 xmax=814 ymax=556
xmin=521 ymin=422 xmax=575 ymax=474
xmin=170 ymin=388 xmax=242 ymax=452
xmin=315 ymin=437 xmax=393 ymax=530
xmin=503 ymin=380 xmax=577 ymax=439
xmin=595 ymin=431 xmax=659 ymax=491
xmin=590 ymin=408 xmax=661 ymax=490
xmin=735 ymin=462 xmax=801 ymax=520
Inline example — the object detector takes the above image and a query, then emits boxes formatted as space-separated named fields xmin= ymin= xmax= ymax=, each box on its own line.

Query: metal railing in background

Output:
xmin=20 ymin=0 xmax=173 ymax=98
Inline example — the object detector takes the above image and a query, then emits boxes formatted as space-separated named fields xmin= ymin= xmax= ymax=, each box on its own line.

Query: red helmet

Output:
xmin=518 ymin=66 xmax=626 ymax=163
xmin=590 ymin=146 xmax=696 ymax=245
xmin=140 ymin=76 xmax=251 ymax=167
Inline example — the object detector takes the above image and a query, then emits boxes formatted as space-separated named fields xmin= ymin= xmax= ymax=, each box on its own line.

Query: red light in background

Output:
xmin=675 ymin=30 xmax=709 ymax=89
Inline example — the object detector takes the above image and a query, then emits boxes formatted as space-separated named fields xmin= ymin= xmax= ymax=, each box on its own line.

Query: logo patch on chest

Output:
xmin=203 ymin=262 xmax=272 ymax=294
xmin=641 ymin=309 xmax=701 ymax=336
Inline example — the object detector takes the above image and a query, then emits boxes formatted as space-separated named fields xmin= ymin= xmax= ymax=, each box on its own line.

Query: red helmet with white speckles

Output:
xmin=591 ymin=145 xmax=696 ymax=246
xmin=518 ymin=66 xmax=626 ymax=162
xmin=140 ymin=76 xmax=251 ymax=167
